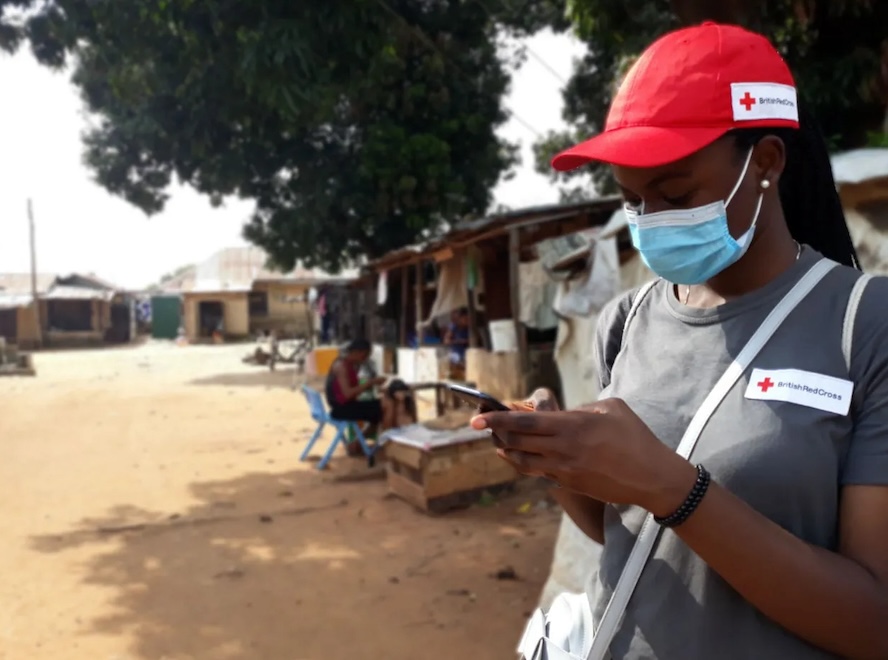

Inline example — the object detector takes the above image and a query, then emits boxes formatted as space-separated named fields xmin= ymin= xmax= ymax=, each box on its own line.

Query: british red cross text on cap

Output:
xmin=551 ymin=22 xmax=801 ymax=171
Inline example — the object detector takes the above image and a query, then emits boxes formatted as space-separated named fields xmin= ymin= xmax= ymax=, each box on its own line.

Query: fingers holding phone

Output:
xmin=448 ymin=385 xmax=510 ymax=412
xmin=511 ymin=388 xmax=560 ymax=412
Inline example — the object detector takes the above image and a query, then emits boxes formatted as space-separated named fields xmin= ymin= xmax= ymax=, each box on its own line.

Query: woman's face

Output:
xmin=612 ymin=135 xmax=786 ymax=241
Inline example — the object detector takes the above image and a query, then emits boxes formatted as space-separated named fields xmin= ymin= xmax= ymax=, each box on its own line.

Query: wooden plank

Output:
xmin=364 ymin=277 xmax=376 ymax=340
xmin=386 ymin=468 xmax=430 ymax=511
xmin=384 ymin=441 xmax=426 ymax=471
xmin=414 ymin=260 xmax=424 ymax=346
xmin=399 ymin=265 xmax=409 ymax=346
xmin=433 ymin=247 xmax=454 ymax=262
xmin=386 ymin=428 xmax=518 ymax=512
xmin=466 ymin=250 xmax=480 ymax=349
xmin=466 ymin=293 xmax=479 ymax=349
xmin=465 ymin=348 xmax=523 ymax=402
xmin=508 ymin=228 xmax=529 ymax=390
xmin=423 ymin=444 xmax=517 ymax=499
xmin=387 ymin=455 xmax=424 ymax=485
xmin=387 ymin=464 xmax=517 ymax=515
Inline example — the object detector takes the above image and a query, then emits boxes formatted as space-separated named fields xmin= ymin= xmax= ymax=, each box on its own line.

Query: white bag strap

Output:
xmin=619 ymin=280 xmax=658 ymax=352
xmin=841 ymin=274 xmax=873 ymax=373
xmin=587 ymin=258 xmax=837 ymax=660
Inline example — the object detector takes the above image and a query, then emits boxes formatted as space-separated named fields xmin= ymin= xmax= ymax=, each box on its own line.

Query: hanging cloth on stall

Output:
xmin=377 ymin=270 xmax=389 ymax=306
xmin=424 ymin=253 xmax=469 ymax=323
xmin=518 ymin=260 xmax=559 ymax=330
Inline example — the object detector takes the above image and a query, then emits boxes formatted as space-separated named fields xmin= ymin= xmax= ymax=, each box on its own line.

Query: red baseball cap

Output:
xmin=551 ymin=22 xmax=800 ymax=171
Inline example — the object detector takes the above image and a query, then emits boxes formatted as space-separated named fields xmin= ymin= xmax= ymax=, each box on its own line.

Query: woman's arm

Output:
xmin=652 ymin=462 xmax=888 ymax=659
xmin=551 ymin=490 xmax=605 ymax=544
xmin=333 ymin=363 xmax=374 ymax=402
xmin=514 ymin=388 xmax=608 ymax=545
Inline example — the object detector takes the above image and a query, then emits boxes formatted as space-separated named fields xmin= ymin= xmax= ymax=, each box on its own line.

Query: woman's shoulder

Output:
xmin=813 ymin=257 xmax=888 ymax=336
xmin=598 ymin=279 xmax=663 ymax=334
xmin=840 ymin=268 xmax=888 ymax=363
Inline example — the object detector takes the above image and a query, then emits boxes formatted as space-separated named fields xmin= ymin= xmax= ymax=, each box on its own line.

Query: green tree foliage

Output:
xmin=536 ymin=0 xmax=888 ymax=195
xmin=0 ymin=0 xmax=551 ymax=272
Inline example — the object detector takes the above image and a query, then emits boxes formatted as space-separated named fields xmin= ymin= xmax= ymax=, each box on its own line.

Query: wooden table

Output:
xmin=382 ymin=424 xmax=518 ymax=514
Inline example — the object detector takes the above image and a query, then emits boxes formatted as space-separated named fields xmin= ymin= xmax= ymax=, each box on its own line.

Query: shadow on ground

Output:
xmin=188 ymin=368 xmax=298 ymax=389
xmin=30 ymin=463 xmax=559 ymax=660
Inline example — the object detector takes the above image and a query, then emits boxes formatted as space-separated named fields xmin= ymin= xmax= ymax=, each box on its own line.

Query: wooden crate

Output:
xmin=385 ymin=435 xmax=518 ymax=514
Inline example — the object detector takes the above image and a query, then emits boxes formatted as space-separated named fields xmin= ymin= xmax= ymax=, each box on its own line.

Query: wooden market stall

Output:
xmin=365 ymin=198 xmax=624 ymax=404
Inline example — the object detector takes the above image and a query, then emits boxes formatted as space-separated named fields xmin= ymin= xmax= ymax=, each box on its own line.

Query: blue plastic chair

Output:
xmin=299 ymin=385 xmax=376 ymax=470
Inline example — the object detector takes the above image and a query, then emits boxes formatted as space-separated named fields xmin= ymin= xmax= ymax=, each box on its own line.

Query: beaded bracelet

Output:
xmin=654 ymin=464 xmax=711 ymax=528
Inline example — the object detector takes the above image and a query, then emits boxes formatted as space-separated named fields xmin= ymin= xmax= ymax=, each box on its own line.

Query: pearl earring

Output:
xmin=761 ymin=180 xmax=771 ymax=189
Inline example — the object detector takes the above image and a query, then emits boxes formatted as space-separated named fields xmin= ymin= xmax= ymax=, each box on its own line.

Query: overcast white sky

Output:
xmin=0 ymin=30 xmax=585 ymax=289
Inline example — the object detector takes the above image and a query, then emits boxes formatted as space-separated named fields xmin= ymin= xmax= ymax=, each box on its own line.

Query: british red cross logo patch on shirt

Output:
xmin=745 ymin=368 xmax=853 ymax=415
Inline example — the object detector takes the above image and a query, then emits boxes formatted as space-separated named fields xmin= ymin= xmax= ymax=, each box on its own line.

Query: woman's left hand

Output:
xmin=471 ymin=397 xmax=697 ymax=516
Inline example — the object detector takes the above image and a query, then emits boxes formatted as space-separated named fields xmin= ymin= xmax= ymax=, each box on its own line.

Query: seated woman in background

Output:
xmin=325 ymin=339 xmax=416 ymax=454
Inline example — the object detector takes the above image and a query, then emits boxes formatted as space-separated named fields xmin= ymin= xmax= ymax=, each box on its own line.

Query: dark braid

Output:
xmin=729 ymin=106 xmax=860 ymax=270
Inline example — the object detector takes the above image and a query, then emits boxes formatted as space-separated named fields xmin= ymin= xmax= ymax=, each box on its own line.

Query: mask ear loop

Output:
xmin=731 ymin=148 xmax=766 ymax=249
xmin=725 ymin=147 xmax=755 ymax=207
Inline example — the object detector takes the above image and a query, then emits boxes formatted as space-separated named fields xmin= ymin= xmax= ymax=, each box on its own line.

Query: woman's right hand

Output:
xmin=500 ymin=387 xmax=603 ymax=540
xmin=502 ymin=388 xmax=563 ymax=488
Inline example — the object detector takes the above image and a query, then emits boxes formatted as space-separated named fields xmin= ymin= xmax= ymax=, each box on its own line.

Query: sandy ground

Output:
xmin=0 ymin=342 xmax=560 ymax=660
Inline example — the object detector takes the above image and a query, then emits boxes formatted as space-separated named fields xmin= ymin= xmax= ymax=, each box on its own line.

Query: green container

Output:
xmin=151 ymin=296 xmax=182 ymax=340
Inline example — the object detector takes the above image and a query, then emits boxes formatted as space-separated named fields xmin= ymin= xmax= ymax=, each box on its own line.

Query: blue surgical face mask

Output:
xmin=624 ymin=148 xmax=764 ymax=285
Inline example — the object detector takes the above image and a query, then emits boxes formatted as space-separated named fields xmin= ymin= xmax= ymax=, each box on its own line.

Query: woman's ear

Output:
xmin=753 ymin=135 xmax=787 ymax=188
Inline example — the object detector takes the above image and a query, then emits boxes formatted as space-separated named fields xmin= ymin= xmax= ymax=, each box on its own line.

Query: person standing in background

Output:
xmin=444 ymin=308 xmax=470 ymax=377
xmin=316 ymin=287 xmax=331 ymax=344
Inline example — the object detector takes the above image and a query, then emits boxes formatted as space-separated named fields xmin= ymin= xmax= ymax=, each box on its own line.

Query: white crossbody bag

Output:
xmin=517 ymin=258 xmax=873 ymax=660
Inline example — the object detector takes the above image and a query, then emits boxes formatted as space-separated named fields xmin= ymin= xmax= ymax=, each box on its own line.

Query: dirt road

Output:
xmin=0 ymin=343 xmax=559 ymax=660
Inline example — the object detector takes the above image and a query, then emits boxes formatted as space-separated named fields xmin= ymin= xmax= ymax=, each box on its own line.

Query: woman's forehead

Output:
xmin=614 ymin=138 xmax=736 ymax=188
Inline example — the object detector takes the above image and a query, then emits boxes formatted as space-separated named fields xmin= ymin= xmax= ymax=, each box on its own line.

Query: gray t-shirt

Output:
xmin=589 ymin=247 xmax=888 ymax=659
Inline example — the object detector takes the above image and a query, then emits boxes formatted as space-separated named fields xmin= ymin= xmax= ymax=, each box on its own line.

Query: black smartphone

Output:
xmin=448 ymin=384 xmax=511 ymax=412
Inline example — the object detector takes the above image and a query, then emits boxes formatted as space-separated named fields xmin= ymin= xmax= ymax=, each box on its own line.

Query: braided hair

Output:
xmin=730 ymin=106 xmax=860 ymax=270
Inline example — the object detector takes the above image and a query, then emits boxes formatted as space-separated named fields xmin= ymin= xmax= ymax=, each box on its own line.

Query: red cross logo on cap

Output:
xmin=757 ymin=377 xmax=774 ymax=392
xmin=739 ymin=92 xmax=757 ymax=111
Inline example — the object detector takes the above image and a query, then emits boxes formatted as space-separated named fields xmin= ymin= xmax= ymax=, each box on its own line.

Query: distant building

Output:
xmin=0 ymin=273 xmax=130 ymax=348
xmin=160 ymin=246 xmax=357 ymax=342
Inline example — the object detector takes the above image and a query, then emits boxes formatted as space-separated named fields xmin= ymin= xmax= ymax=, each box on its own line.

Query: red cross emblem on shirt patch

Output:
xmin=757 ymin=377 xmax=775 ymax=393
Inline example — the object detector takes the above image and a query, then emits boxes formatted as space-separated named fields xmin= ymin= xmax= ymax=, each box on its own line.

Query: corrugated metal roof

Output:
xmin=176 ymin=246 xmax=358 ymax=293
xmin=450 ymin=199 xmax=618 ymax=235
xmin=0 ymin=272 xmax=122 ymax=307
xmin=366 ymin=197 xmax=623 ymax=271
xmin=0 ymin=294 xmax=34 ymax=309
xmin=43 ymin=285 xmax=116 ymax=301
xmin=159 ymin=266 xmax=197 ymax=293
xmin=67 ymin=273 xmax=119 ymax=290
xmin=0 ymin=273 xmax=56 ymax=296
